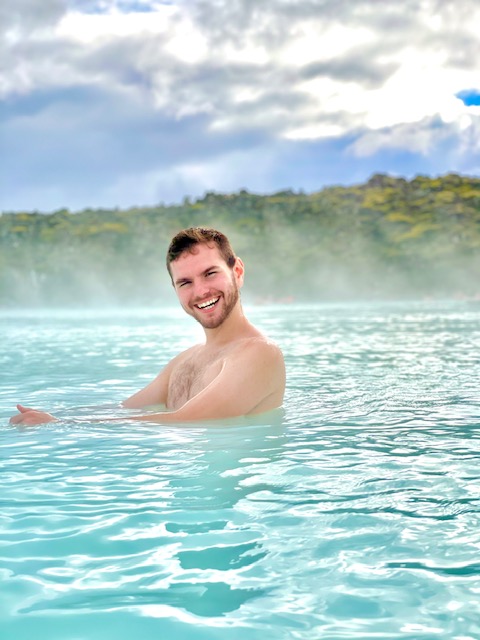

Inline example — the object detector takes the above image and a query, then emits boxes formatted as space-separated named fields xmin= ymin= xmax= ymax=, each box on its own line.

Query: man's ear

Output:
xmin=234 ymin=257 xmax=245 ymax=287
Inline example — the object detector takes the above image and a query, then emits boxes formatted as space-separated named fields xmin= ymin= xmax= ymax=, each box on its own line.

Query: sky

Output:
xmin=2 ymin=0 xmax=480 ymax=212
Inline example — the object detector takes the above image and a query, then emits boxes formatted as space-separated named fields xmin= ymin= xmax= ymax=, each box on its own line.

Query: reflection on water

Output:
xmin=1 ymin=302 xmax=480 ymax=639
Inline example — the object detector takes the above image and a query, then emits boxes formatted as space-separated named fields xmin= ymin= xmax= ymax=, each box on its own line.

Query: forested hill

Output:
xmin=1 ymin=173 xmax=480 ymax=306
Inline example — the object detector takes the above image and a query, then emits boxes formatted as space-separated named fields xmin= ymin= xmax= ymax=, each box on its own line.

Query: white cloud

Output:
xmin=57 ymin=7 xmax=177 ymax=43
xmin=279 ymin=21 xmax=375 ymax=67
xmin=284 ymin=121 xmax=345 ymax=141
xmin=349 ymin=119 xmax=449 ymax=157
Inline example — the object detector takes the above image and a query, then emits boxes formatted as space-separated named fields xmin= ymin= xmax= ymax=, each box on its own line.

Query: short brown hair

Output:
xmin=166 ymin=227 xmax=236 ymax=277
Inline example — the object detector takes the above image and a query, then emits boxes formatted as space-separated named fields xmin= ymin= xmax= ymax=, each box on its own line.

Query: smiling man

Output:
xmin=10 ymin=227 xmax=286 ymax=426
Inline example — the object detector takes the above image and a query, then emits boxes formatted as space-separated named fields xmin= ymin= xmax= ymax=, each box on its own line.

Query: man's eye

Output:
xmin=206 ymin=271 xmax=216 ymax=277
xmin=179 ymin=281 xmax=190 ymax=287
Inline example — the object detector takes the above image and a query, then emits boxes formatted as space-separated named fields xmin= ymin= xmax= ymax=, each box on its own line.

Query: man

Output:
xmin=10 ymin=227 xmax=286 ymax=426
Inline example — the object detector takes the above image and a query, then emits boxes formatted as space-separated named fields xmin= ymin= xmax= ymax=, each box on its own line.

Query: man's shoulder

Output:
xmin=231 ymin=335 xmax=284 ymax=365
xmin=226 ymin=336 xmax=286 ymax=400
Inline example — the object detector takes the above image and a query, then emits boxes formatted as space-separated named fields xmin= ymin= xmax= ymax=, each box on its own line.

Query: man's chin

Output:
xmin=195 ymin=313 xmax=224 ymax=329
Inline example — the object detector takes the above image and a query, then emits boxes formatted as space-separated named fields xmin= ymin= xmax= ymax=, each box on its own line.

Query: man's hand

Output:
xmin=9 ymin=404 xmax=57 ymax=425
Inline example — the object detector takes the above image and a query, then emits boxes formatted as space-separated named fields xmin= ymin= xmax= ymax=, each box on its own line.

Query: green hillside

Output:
xmin=1 ymin=173 xmax=480 ymax=306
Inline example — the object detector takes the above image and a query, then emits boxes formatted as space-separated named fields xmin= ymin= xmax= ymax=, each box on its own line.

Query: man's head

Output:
xmin=166 ymin=227 xmax=236 ymax=279
xmin=166 ymin=227 xmax=244 ymax=330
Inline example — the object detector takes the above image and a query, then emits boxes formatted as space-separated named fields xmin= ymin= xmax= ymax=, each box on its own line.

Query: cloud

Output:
xmin=2 ymin=0 xmax=480 ymax=211
xmin=1 ymin=81 xmax=279 ymax=210
xmin=0 ymin=0 xmax=64 ymax=33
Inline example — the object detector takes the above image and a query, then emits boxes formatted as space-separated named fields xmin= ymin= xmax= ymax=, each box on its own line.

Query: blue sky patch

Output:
xmin=456 ymin=90 xmax=480 ymax=107
xmin=67 ymin=0 xmax=160 ymax=14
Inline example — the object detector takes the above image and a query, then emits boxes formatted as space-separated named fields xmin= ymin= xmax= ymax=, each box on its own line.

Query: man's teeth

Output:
xmin=197 ymin=297 xmax=219 ymax=309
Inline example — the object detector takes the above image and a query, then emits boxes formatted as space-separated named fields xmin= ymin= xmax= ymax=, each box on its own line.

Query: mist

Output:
xmin=1 ymin=175 xmax=480 ymax=308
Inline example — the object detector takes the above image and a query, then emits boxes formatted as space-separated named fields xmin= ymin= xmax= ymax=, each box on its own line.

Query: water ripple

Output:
xmin=2 ymin=303 xmax=480 ymax=639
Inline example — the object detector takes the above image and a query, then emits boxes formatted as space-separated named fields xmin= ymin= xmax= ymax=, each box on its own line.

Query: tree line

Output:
xmin=1 ymin=172 xmax=480 ymax=306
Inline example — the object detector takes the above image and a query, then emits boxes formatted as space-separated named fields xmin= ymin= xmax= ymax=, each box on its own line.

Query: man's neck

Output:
xmin=203 ymin=304 xmax=253 ymax=347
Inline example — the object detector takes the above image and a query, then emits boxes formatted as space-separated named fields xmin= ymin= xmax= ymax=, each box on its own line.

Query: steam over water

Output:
xmin=1 ymin=302 xmax=480 ymax=639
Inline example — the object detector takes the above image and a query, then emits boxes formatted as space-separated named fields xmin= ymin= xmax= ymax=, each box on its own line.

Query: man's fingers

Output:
xmin=17 ymin=404 xmax=33 ymax=413
xmin=11 ymin=406 xmax=36 ymax=425
xmin=10 ymin=410 xmax=56 ymax=425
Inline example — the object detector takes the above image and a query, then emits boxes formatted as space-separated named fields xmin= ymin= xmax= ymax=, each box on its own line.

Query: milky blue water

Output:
xmin=1 ymin=302 xmax=480 ymax=640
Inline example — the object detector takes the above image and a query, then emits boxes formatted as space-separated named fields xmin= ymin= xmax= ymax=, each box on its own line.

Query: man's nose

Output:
xmin=193 ymin=279 xmax=210 ymax=299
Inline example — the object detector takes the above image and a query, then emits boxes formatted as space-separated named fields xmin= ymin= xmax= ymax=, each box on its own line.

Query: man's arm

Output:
xmin=10 ymin=341 xmax=285 ymax=426
xmin=122 ymin=367 xmax=170 ymax=409
xmin=128 ymin=340 xmax=285 ymax=423
xmin=9 ymin=363 xmax=172 ymax=426
xmin=122 ymin=347 xmax=197 ymax=409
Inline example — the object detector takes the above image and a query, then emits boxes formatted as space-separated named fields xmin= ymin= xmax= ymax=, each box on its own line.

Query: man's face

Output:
xmin=170 ymin=243 xmax=243 ymax=329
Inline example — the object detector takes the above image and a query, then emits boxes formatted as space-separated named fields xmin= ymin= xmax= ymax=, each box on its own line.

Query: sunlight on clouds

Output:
xmin=291 ymin=42 xmax=480 ymax=147
xmin=284 ymin=122 xmax=344 ymax=140
xmin=280 ymin=21 xmax=374 ymax=66
xmin=57 ymin=6 xmax=176 ymax=42
xmin=232 ymin=87 xmax=264 ymax=104
xmin=350 ymin=123 xmax=443 ymax=157
xmin=349 ymin=108 xmax=480 ymax=159
xmin=163 ymin=17 xmax=208 ymax=63
xmin=457 ymin=115 xmax=480 ymax=156
xmin=221 ymin=42 xmax=270 ymax=65
xmin=364 ymin=51 xmax=469 ymax=129
xmin=21 ymin=1 xmax=480 ymax=142
xmin=458 ymin=114 xmax=473 ymax=130
xmin=298 ymin=76 xmax=364 ymax=112
xmin=58 ymin=4 xmax=208 ymax=64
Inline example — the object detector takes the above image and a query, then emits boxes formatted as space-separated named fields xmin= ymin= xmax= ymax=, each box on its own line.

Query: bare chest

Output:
xmin=167 ymin=352 xmax=223 ymax=410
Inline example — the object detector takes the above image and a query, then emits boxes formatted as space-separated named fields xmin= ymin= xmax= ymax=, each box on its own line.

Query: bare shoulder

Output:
xmin=226 ymin=336 xmax=285 ymax=412
xmin=231 ymin=336 xmax=285 ymax=370
xmin=239 ymin=335 xmax=283 ymax=355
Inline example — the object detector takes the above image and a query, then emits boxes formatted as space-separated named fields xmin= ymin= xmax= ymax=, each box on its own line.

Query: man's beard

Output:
xmin=192 ymin=276 xmax=239 ymax=329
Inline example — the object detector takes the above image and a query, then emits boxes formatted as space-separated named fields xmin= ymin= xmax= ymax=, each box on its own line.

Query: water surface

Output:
xmin=1 ymin=302 xmax=480 ymax=639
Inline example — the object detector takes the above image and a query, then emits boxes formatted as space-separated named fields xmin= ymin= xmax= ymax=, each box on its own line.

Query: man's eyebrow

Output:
xmin=202 ymin=264 xmax=220 ymax=274
xmin=174 ymin=265 xmax=220 ymax=286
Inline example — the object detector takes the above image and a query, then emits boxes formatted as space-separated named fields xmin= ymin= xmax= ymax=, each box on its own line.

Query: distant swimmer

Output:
xmin=10 ymin=227 xmax=286 ymax=425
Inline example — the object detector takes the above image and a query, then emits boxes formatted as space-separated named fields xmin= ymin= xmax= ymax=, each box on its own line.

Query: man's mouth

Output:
xmin=195 ymin=296 xmax=220 ymax=310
